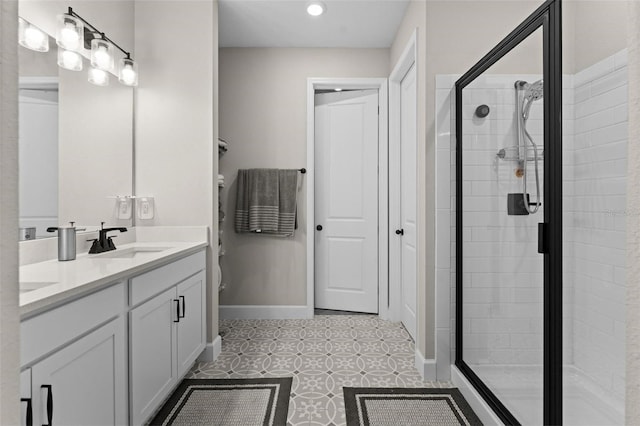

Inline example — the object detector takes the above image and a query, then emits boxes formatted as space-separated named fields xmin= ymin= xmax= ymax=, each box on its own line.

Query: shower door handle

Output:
xmin=538 ymin=223 xmax=548 ymax=254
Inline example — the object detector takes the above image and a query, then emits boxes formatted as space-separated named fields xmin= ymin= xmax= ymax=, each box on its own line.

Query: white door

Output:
xmin=30 ymin=317 xmax=126 ymax=426
xmin=314 ymin=89 xmax=379 ymax=313
xmin=399 ymin=64 xmax=417 ymax=339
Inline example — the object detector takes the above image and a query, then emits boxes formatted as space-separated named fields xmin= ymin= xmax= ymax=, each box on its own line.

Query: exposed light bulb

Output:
xmin=57 ymin=48 xmax=83 ymax=71
xmin=88 ymin=67 xmax=109 ymax=86
xmin=307 ymin=1 xmax=326 ymax=16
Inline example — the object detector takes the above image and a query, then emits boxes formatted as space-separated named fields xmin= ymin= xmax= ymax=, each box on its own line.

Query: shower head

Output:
xmin=515 ymin=79 xmax=544 ymax=119
xmin=524 ymin=79 xmax=544 ymax=101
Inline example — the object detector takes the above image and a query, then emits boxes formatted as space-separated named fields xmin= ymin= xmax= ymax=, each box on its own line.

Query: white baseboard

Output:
xmin=219 ymin=305 xmax=312 ymax=320
xmin=197 ymin=335 xmax=222 ymax=362
xmin=451 ymin=365 xmax=503 ymax=426
xmin=415 ymin=349 xmax=437 ymax=381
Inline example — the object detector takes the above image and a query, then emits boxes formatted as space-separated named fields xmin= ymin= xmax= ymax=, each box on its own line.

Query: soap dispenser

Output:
xmin=47 ymin=222 xmax=83 ymax=261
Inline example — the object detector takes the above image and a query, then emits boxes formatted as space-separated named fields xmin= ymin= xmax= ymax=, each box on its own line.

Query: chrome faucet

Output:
xmin=89 ymin=222 xmax=128 ymax=254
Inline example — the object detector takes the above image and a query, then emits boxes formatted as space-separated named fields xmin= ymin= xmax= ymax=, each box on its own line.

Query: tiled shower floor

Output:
xmin=472 ymin=364 xmax=624 ymax=425
xmin=188 ymin=314 xmax=452 ymax=426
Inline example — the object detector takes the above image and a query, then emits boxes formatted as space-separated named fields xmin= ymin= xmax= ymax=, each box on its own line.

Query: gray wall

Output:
xmin=570 ymin=1 xmax=628 ymax=72
xmin=218 ymin=47 xmax=389 ymax=306
xmin=134 ymin=0 xmax=219 ymax=341
xmin=58 ymin=69 xmax=133 ymax=227
xmin=0 ymin=1 xmax=20 ymax=424
xmin=18 ymin=45 xmax=56 ymax=77
xmin=626 ymin=2 xmax=640 ymax=423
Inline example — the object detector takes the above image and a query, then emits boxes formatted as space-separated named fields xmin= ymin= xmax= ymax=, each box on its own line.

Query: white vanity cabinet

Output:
xmin=129 ymin=251 xmax=206 ymax=425
xmin=20 ymin=247 xmax=208 ymax=426
xmin=20 ymin=283 xmax=127 ymax=426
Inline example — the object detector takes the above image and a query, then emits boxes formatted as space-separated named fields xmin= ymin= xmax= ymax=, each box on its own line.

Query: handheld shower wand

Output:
xmin=515 ymin=80 xmax=543 ymax=214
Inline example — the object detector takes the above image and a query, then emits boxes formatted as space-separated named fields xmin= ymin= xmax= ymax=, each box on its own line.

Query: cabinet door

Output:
xmin=130 ymin=287 xmax=178 ymax=426
xmin=176 ymin=270 xmax=206 ymax=376
xmin=30 ymin=317 xmax=126 ymax=426
xmin=20 ymin=370 xmax=32 ymax=426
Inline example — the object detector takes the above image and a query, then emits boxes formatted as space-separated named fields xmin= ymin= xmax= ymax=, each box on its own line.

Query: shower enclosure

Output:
xmin=455 ymin=0 xmax=626 ymax=424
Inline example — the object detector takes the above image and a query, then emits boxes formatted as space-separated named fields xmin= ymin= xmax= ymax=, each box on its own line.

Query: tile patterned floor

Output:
xmin=188 ymin=315 xmax=452 ymax=426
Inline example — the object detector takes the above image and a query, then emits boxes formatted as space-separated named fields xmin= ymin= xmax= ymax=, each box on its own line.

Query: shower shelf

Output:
xmin=496 ymin=146 xmax=544 ymax=161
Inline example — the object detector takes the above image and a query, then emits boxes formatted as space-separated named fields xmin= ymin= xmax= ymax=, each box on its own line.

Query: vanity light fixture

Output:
xmin=57 ymin=7 xmax=138 ymax=86
xmin=18 ymin=17 xmax=49 ymax=52
xmin=306 ymin=1 xmax=326 ymax=16
xmin=88 ymin=67 xmax=109 ymax=86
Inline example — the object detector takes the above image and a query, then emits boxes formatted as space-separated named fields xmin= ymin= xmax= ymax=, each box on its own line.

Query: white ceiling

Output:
xmin=218 ymin=0 xmax=410 ymax=48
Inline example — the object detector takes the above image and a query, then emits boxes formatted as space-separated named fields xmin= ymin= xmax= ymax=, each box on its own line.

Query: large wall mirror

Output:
xmin=18 ymin=0 xmax=134 ymax=239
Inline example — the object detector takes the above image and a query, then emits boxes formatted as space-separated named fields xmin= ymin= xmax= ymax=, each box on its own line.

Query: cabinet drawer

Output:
xmin=21 ymin=282 xmax=125 ymax=367
xmin=129 ymin=250 xmax=205 ymax=307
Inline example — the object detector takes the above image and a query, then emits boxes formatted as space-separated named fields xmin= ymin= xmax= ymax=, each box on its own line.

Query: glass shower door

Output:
xmin=455 ymin=1 xmax=563 ymax=424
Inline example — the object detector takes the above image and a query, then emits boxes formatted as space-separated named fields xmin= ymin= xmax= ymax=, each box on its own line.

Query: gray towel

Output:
xmin=235 ymin=168 xmax=298 ymax=236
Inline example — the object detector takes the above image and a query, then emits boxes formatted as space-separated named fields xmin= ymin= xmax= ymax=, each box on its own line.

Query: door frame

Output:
xmin=388 ymin=30 xmax=417 ymax=325
xmin=306 ymin=77 xmax=389 ymax=318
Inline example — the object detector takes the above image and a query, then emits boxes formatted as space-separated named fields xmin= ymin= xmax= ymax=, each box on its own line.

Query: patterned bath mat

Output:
xmin=149 ymin=378 xmax=292 ymax=425
xmin=343 ymin=387 xmax=483 ymax=426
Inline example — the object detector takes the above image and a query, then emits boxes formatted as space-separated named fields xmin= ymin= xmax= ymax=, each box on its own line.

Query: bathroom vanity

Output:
xmin=18 ymin=229 xmax=208 ymax=426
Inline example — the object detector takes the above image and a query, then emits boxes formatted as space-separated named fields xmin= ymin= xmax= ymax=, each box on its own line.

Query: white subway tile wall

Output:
xmin=434 ymin=49 xmax=627 ymax=420
xmin=570 ymin=50 xmax=627 ymax=401
xmin=460 ymin=75 xmax=546 ymax=369
xmin=434 ymin=80 xmax=455 ymax=382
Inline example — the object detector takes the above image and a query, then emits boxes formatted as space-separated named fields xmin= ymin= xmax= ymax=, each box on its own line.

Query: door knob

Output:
xmin=395 ymin=229 xmax=404 ymax=235
xmin=316 ymin=225 xmax=323 ymax=231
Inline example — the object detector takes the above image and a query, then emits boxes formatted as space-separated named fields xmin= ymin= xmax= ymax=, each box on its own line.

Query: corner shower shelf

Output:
xmin=496 ymin=146 xmax=544 ymax=162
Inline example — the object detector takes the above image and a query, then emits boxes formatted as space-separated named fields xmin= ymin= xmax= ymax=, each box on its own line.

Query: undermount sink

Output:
xmin=93 ymin=247 xmax=171 ymax=259
xmin=20 ymin=281 xmax=57 ymax=294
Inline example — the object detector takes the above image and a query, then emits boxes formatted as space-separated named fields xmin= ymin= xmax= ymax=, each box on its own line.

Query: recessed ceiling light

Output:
xmin=307 ymin=1 xmax=326 ymax=16
xmin=334 ymin=88 xmax=343 ymax=92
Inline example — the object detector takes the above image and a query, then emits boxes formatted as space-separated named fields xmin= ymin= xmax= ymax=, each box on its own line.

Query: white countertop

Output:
xmin=20 ymin=238 xmax=208 ymax=318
